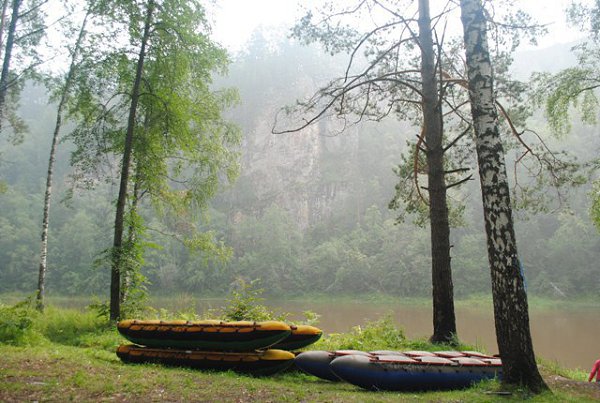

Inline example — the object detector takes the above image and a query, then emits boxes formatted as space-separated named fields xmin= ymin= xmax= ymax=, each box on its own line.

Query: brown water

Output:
xmin=41 ymin=294 xmax=597 ymax=371
xmin=290 ymin=301 xmax=598 ymax=371
xmin=166 ymin=298 xmax=596 ymax=371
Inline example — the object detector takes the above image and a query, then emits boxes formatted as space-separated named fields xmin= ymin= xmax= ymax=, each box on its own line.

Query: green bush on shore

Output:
xmin=0 ymin=297 xmax=120 ymax=349
xmin=0 ymin=298 xmax=42 ymax=345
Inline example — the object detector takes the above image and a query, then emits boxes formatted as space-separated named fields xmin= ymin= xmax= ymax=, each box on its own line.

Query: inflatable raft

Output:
xmin=293 ymin=350 xmax=372 ymax=381
xmin=272 ymin=325 xmax=322 ymax=351
xmin=295 ymin=350 xmax=502 ymax=391
xmin=116 ymin=345 xmax=295 ymax=376
xmin=117 ymin=320 xmax=291 ymax=351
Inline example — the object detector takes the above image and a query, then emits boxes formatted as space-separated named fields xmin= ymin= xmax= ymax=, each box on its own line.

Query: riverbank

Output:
xmin=1 ymin=343 xmax=598 ymax=402
xmin=0 ymin=303 xmax=598 ymax=401
xmin=1 ymin=293 xmax=598 ymax=370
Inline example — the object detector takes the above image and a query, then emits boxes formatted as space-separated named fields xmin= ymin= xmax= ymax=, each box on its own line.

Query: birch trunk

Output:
xmin=0 ymin=0 xmax=21 ymax=134
xmin=418 ymin=0 xmax=457 ymax=343
xmin=110 ymin=0 xmax=154 ymax=321
xmin=459 ymin=0 xmax=547 ymax=391
xmin=120 ymin=170 xmax=141 ymax=305
xmin=36 ymin=11 xmax=91 ymax=312
xmin=0 ymin=0 xmax=10 ymax=62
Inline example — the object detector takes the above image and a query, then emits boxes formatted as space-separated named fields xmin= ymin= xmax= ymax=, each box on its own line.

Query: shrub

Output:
xmin=220 ymin=279 xmax=288 ymax=322
xmin=315 ymin=314 xmax=474 ymax=353
xmin=0 ymin=298 xmax=45 ymax=345
xmin=315 ymin=315 xmax=406 ymax=351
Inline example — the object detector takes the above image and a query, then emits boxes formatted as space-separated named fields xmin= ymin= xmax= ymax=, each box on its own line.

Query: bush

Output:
xmin=220 ymin=279 xmax=288 ymax=322
xmin=0 ymin=297 xmax=120 ymax=350
xmin=315 ymin=315 xmax=406 ymax=351
xmin=314 ymin=315 xmax=474 ymax=353
xmin=0 ymin=298 xmax=45 ymax=345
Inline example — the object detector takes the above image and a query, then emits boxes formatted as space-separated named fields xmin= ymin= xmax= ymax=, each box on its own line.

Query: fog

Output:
xmin=0 ymin=0 xmax=598 ymax=302
xmin=1 ymin=53 xmax=597 ymax=301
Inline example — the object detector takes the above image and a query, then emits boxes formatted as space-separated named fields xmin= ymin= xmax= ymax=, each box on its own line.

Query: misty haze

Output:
xmin=0 ymin=0 xmax=599 ymax=400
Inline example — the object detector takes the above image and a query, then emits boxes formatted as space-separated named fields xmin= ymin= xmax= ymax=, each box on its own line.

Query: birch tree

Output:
xmin=459 ymin=0 xmax=547 ymax=391
xmin=69 ymin=0 xmax=239 ymax=320
xmin=36 ymin=4 xmax=92 ymax=312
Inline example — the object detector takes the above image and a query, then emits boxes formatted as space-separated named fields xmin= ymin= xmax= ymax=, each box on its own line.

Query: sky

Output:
xmin=210 ymin=0 xmax=303 ymax=51
xmin=210 ymin=0 xmax=589 ymax=53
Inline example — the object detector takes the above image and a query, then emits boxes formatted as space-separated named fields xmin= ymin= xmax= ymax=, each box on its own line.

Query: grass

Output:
xmin=1 ymin=343 xmax=598 ymax=402
xmin=0 ymin=301 xmax=598 ymax=402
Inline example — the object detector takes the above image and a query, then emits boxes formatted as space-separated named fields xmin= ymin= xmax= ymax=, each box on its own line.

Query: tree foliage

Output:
xmin=0 ymin=21 xmax=597 ymax=316
xmin=62 ymin=0 xmax=240 ymax=319
xmin=0 ymin=0 xmax=48 ymax=141
xmin=531 ymin=0 xmax=600 ymax=230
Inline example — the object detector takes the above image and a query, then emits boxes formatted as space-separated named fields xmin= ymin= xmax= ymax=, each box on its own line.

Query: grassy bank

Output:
xmin=3 ymin=343 xmax=598 ymax=402
xmin=0 ymin=302 xmax=598 ymax=402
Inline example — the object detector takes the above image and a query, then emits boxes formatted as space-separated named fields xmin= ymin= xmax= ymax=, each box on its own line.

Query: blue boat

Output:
xmin=294 ymin=350 xmax=371 ymax=381
xmin=330 ymin=352 xmax=502 ymax=391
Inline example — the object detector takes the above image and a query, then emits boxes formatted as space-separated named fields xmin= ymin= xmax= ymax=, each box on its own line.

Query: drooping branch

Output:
xmin=441 ymin=69 xmax=580 ymax=210
xmin=372 ymin=0 xmax=419 ymax=39
xmin=413 ymin=127 xmax=428 ymax=205
xmin=444 ymin=167 xmax=470 ymax=174
xmin=343 ymin=20 xmax=406 ymax=82
xmin=316 ymin=0 xmax=368 ymax=25
xmin=273 ymin=73 xmax=422 ymax=134
xmin=442 ymin=70 xmax=536 ymax=155
xmin=17 ymin=0 xmax=49 ymax=20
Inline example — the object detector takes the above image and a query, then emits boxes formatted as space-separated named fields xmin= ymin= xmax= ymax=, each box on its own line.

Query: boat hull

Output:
xmin=117 ymin=320 xmax=291 ymax=351
xmin=272 ymin=325 xmax=323 ymax=351
xmin=294 ymin=350 xmax=372 ymax=381
xmin=116 ymin=345 xmax=295 ymax=376
xmin=330 ymin=354 xmax=502 ymax=391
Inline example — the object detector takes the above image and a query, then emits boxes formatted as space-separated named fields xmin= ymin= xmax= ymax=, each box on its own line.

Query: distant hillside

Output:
xmin=511 ymin=41 xmax=580 ymax=79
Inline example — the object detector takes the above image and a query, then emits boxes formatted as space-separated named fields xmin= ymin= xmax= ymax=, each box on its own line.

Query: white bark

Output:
xmin=460 ymin=0 xmax=546 ymax=391
xmin=37 ymin=10 xmax=91 ymax=311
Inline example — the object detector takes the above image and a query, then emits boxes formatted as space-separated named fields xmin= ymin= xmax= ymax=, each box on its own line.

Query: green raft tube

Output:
xmin=117 ymin=319 xmax=292 ymax=351
xmin=117 ymin=345 xmax=295 ymax=376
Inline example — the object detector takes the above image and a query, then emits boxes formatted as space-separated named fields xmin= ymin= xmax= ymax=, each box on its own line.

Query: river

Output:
xmin=155 ymin=297 xmax=596 ymax=371
xmin=285 ymin=300 xmax=597 ymax=371
xmin=35 ymin=294 xmax=596 ymax=371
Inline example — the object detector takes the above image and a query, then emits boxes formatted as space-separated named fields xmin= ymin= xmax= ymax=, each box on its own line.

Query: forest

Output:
xmin=0 ymin=3 xmax=598 ymax=303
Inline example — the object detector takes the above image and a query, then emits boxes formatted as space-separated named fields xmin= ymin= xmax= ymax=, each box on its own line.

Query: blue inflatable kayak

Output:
xmin=295 ymin=350 xmax=502 ymax=391
xmin=330 ymin=352 xmax=502 ymax=391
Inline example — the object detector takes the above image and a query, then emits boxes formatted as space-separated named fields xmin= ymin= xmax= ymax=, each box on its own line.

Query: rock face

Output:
xmin=231 ymin=104 xmax=357 ymax=230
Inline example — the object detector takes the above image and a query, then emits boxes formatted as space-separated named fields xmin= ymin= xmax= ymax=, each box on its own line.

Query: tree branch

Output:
xmin=445 ymin=174 xmax=473 ymax=189
xmin=443 ymin=124 xmax=471 ymax=152
xmin=413 ymin=127 xmax=428 ymax=205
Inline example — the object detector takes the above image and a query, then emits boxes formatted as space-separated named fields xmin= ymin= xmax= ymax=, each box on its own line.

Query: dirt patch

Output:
xmin=546 ymin=374 xmax=600 ymax=400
